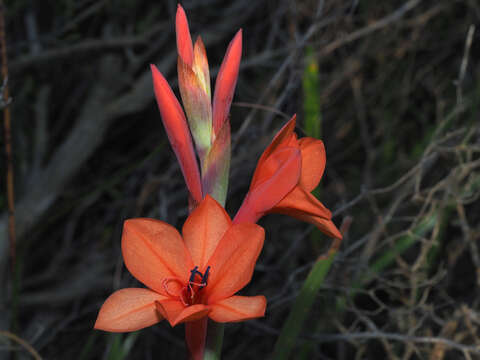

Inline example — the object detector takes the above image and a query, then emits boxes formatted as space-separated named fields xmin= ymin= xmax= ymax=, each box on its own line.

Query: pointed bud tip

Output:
xmin=194 ymin=35 xmax=203 ymax=46
xmin=175 ymin=3 xmax=193 ymax=66
xmin=232 ymin=29 xmax=243 ymax=46
xmin=288 ymin=114 xmax=297 ymax=128
xmin=150 ymin=64 xmax=166 ymax=82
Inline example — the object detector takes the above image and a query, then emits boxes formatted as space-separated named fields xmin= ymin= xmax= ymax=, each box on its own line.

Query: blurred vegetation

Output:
xmin=1 ymin=0 xmax=480 ymax=359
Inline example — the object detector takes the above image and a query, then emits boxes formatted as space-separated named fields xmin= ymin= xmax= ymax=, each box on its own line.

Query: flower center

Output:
xmin=189 ymin=266 xmax=210 ymax=287
xmin=162 ymin=266 xmax=210 ymax=306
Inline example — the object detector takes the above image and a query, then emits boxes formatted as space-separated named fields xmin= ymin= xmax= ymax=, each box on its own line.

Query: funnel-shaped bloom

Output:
xmin=95 ymin=196 xmax=266 ymax=359
xmin=234 ymin=115 xmax=342 ymax=239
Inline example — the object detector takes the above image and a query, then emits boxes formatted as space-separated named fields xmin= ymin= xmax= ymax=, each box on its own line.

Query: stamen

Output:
xmin=162 ymin=278 xmax=183 ymax=298
xmin=202 ymin=266 xmax=211 ymax=285
xmin=188 ymin=265 xmax=211 ymax=289
xmin=189 ymin=266 xmax=199 ymax=283
xmin=188 ymin=283 xmax=195 ymax=301
xmin=163 ymin=266 xmax=212 ymax=306
xmin=180 ymin=287 xmax=190 ymax=306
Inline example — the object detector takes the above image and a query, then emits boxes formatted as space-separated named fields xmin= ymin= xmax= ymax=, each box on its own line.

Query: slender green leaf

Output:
xmin=335 ymin=214 xmax=438 ymax=312
xmin=78 ymin=332 xmax=98 ymax=360
xmin=303 ymin=46 xmax=321 ymax=139
xmin=106 ymin=332 xmax=139 ymax=360
xmin=272 ymin=251 xmax=337 ymax=360
xmin=369 ymin=214 xmax=437 ymax=275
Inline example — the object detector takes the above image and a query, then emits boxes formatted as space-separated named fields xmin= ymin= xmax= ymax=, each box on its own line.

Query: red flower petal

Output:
xmin=122 ymin=218 xmax=193 ymax=295
xmin=156 ymin=299 xmax=209 ymax=327
xmin=251 ymin=115 xmax=297 ymax=185
xmin=273 ymin=186 xmax=332 ymax=219
xmin=173 ymin=304 xmax=210 ymax=326
xmin=182 ymin=195 xmax=231 ymax=271
xmin=206 ymin=223 xmax=264 ymax=303
xmin=209 ymin=295 xmax=266 ymax=322
xmin=155 ymin=298 xmax=184 ymax=327
xmin=298 ymin=137 xmax=326 ymax=192
xmin=250 ymin=146 xmax=300 ymax=190
xmin=292 ymin=213 xmax=342 ymax=239
xmin=234 ymin=147 xmax=301 ymax=224
xmin=94 ymin=288 xmax=165 ymax=332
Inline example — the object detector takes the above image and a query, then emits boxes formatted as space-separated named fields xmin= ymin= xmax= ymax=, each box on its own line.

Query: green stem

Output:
xmin=201 ymin=146 xmax=228 ymax=359
xmin=204 ymin=321 xmax=225 ymax=360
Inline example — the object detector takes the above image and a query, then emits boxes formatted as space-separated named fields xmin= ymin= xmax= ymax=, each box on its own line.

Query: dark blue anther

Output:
xmin=188 ymin=266 xmax=211 ymax=289
xmin=189 ymin=266 xmax=199 ymax=283
xmin=202 ymin=266 xmax=211 ymax=286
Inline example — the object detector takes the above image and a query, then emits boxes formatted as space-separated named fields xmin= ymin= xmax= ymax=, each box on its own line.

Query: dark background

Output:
xmin=1 ymin=0 xmax=480 ymax=359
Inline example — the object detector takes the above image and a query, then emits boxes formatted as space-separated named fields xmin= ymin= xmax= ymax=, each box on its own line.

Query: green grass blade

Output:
xmin=78 ymin=332 xmax=98 ymax=360
xmin=302 ymin=46 xmax=321 ymax=139
xmin=272 ymin=251 xmax=337 ymax=360
xmin=105 ymin=332 xmax=138 ymax=360
xmin=334 ymin=214 xmax=438 ymax=313
xmin=369 ymin=214 xmax=437 ymax=276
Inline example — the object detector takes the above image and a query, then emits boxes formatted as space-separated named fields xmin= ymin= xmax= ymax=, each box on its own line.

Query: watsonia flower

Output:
xmin=94 ymin=196 xmax=266 ymax=359
xmin=233 ymin=115 xmax=342 ymax=239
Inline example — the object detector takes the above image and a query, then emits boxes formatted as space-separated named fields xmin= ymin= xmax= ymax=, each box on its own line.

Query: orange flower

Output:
xmin=233 ymin=115 xmax=342 ymax=239
xmin=94 ymin=195 xmax=266 ymax=358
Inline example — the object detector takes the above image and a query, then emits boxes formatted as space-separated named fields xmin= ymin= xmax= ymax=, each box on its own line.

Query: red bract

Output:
xmin=175 ymin=4 xmax=194 ymax=67
xmin=212 ymin=29 xmax=242 ymax=136
xmin=234 ymin=115 xmax=342 ymax=239
xmin=150 ymin=64 xmax=203 ymax=205
xmin=94 ymin=196 xmax=266 ymax=359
